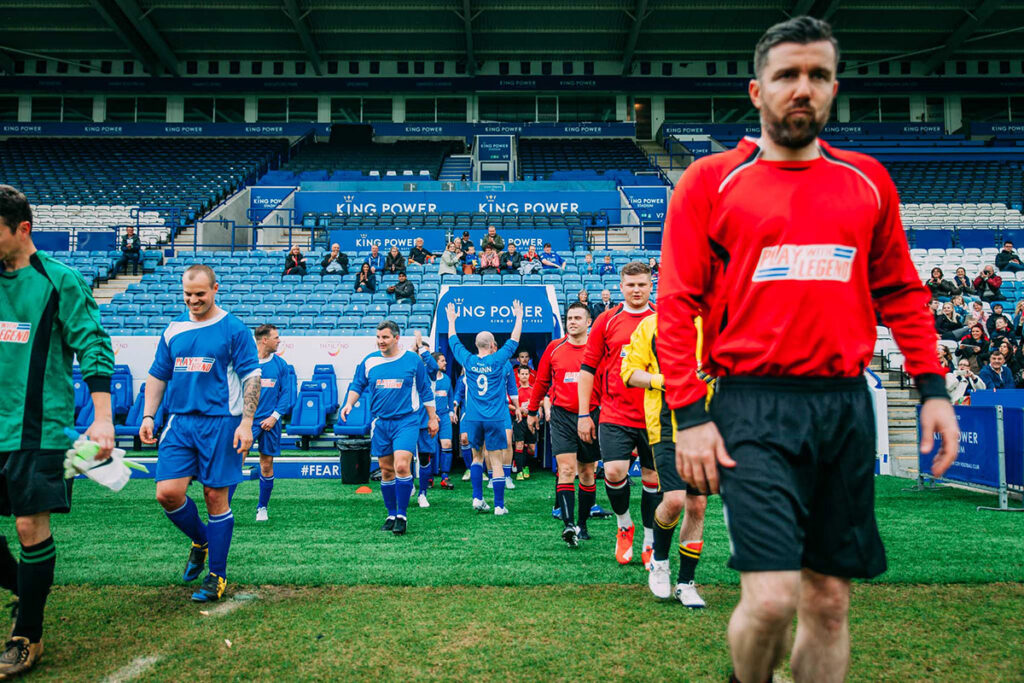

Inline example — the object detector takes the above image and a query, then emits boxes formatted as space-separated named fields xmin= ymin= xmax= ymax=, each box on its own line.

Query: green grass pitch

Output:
xmin=2 ymin=472 xmax=1021 ymax=681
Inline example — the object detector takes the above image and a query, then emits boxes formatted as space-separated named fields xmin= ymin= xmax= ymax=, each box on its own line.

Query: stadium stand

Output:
xmin=1 ymin=137 xmax=288 ymax=245
xmin=518 ymin=139 xmax=663 ymax=183
xmin=271 ymin=140 xmax=461 ymax=181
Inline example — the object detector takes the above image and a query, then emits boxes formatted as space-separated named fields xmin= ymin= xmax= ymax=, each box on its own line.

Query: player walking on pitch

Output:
xmin=529 ymin=302 xmax=601 ymax=548
xmin=577 ymin=262 xmax=658 ymax=567
xmin=658 ymin=17 xmax=959 ymax=683
xmin=341 ymin=321 xmax=438 ymax=535
xmin=142 ymin=264 xmax=262 ymax=603
xmin=445 ymin=300 xmax=524 ymax=515
xmin=0 ymin=185 xmax=115 ymax=676
xmin=251 ymin=324 xmax=292 ymax=522
xmin=621 ymin=314 xmax=710 ymax=607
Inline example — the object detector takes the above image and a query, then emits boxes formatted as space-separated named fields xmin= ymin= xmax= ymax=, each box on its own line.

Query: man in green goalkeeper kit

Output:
xmin=0 ymin=185 xmax=115 ymax=677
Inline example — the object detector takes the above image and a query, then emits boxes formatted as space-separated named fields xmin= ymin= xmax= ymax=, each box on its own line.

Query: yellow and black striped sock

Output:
xmin=677 ymin=540 xmax=703 ymax=584
xmin=652 ymin=513 xmax=679 ymax=562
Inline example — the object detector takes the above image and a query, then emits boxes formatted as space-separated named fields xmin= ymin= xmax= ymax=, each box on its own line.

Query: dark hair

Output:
xmin=254 ymin=323 xmax=278 ymax=340
xmin=1006 ymin=241 xmax=1014 ymax=246
xmin=990 ymin=350 xmax=1005 ymax=360
xmin=0 ymin=185 xmax=32 ymax=234
xmin=517 ymin=365 xmax=530 ymax=374
xmin=931 ymin=267 xmax=943 ymax=278
xmin=376 ymin=320 xmax=400 ymax=336
xmin=360 ymin=262 xmax=371 ymax=274
xmin=543 ymin=243 xmax=552 ymax=248
xmin=620 ymin=261 xmax=653 ymax=279
xmin=431 ymin=351 xmax=444 ymax=362
xmin=567 ymin=301 xmax=591 ymax=318
xmin=754 ymin=16 xmax=839 ymax=79
xmin=184 ymin=264 xmax=217 ymax=286
xmin=993 ymin=303 xmax=1004 ymax=311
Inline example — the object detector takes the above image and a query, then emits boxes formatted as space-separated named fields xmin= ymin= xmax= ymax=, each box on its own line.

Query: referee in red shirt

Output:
xmin=658 ymin=17 xmax=958 ymax=683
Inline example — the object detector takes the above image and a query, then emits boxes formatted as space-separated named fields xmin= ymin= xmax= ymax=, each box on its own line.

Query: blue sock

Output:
xmin=395 ymin=476 xmax=414 ymax=517
xmin=227 ymin=484 xmax=237 ymax=503
xmin=165 ymin=497 xmax=207 ymax=546
xmin=206 ymin=509 xmax=234 ymax=579
xmin=440 ymin=448 xmax=452 ymax=476
xmin=503 ymin=465 xmax=512 ymax=480
xmin=461 ymin=446 xmax=472 ymax=468
xmin=419 ymin=460 xmax=430 ymax=495
xmin=258 ymin=475 xmax=274 ymax=509
xmin=381 ymin=479 xmax=397 ymax=517
xmin=470 ymin=462 xmax=484 ymax=500
xmin=493 ymin=475 xmax=506 ymax=509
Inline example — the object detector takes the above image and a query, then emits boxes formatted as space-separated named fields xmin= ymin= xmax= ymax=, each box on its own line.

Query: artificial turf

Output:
xmin=1 ymin=472 xmax=1021 ymax=680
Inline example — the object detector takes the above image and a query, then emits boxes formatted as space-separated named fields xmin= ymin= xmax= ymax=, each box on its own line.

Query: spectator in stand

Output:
xmin=948 ymin=358 xmax=986 ymax=404
xmin=648 ymin=257 xmax=660 ymax=274
xmin=956 ymin=323 xmax=989 ymax=371
xmin=384 ymin=245 xmax=406 ymax=275
xmin=995 ymin=240 xmax=1024 ymax=273
xmin=462 ymin=244 xmax=478 ymax=275
xmin=576 ymin=289 xmax=590 ymax=309
xmin=354 ymin=262 xmax=376 ymax=293
xmin=480 ymin=225 xmax=504 ymax=253
xmin=320 ymin=243 xmax=349 ymax=276
xmin=994 ymin=337 xmax=1024 ymax=385
xmin=500 ymin=242 xmax=522 ymax=273
xmin=365 ymin=244 xmax=385 ymax=274
xmin=387 ymin=271 xmax=416 ymax=304
xmin=953 ymin=267 xmax=976 ymax=297
xmin=117 ymin=225 xmax=142 ymax=275
xmin=581 ymin=252 xmax=596 ymax=274
xmin=408 ymin=237 xmax=434 ymax=265
xmin=974 ymin=265 xmax=1003 ymax=302
xmin=539 ymin=243 xmax=565 ymax=270
xmin=460 ymin=231 xmax=472 ymax=256
xmin=590 ymin=289 xmax=614 ymax=320
xmin=935 ymin=302 xmax=966 ymax=341
xmin=1013 ymin=301 xmax=1024 ymax=337
xmin=438 ymin=241 xmax=461 ymax=276
xmin=979 ymin=349 xmax=1014 ymax=390
xmin=479 ymin=245 xmax=501 ymax=274
xmin=519 ymin=245 xmax=541 ymax=275
xmin=926 ymin=267 xmax=957 ymax=298
xmin=452 ymin=237 xmax=463 ymax=255
xmin=986 ymin=303 xmax=1013 ymax=338
xmin=937 ymin=343 xmax=955 ymax=371
xmin=951 ymin=293 xmax=968 ymax=317
xmin=991 ymin=316 xmax=1013 ymax=346
xmin=970 ymin=300 xmax=988 ymax=324
xmin=598 ymin=254 xmax=616 ymax=276
xmin=283 ymin=245 xmax=307 ymax=276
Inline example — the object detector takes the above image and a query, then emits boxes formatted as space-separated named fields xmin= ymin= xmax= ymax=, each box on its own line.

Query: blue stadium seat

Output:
xmin=288 ymin=383 xmax=326 ymax=447
xmin=333 ymin=397 xmax=370 ymax=436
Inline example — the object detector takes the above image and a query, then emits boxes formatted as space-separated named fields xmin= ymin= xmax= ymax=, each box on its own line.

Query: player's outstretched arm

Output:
xmin=140 ymin=376 xmax=167 ymax=444
xmin=233 ymin=375 xmax=260 ymax=454
xmin=85 ymin=391 xmax=115 ymax=461
xmin=510 ymin=299 xmax=525 ymax=342
xmin=919 ymin=398 xmax=959 ymax=477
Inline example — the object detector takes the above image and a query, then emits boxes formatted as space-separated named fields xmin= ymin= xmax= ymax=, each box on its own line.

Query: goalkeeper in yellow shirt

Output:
xmin=621 ymin=314 xmax=713 ymax=608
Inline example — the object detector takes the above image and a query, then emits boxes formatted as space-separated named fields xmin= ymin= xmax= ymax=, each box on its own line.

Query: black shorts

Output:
xmin=598 ymin=422 xmax=654 ymax=470
xmin=711 ymin=376 xmax=886 ymax=579
xmin=652 ymin=441 xmax=706 ymax=496
xmin=550 ymin=406 xmax=601 ymax=464
xmin=512 ymin=419 xmax=534 ymax=445
xmin=0 ymin=450 xmax=73 ymax=517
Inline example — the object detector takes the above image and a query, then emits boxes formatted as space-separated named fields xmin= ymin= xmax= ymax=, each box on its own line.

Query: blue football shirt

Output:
xmin=450 ymin=337 xmax=518 ymax=422
xmin=255 ymin=354 xmax=292 ymax=421
xmin=350 ymin=350 xmax=434 ymax=420
xmin=149 ymin=309 xmax=261 ymax=417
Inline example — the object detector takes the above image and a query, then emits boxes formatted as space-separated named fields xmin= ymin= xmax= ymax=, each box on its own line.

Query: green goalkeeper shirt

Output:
xmin=0 ymin=251 xmax=114 ymax=451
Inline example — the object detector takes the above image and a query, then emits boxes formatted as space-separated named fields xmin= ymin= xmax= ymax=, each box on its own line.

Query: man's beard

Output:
xmin=763 ymin=102 xmax=830 ymax=149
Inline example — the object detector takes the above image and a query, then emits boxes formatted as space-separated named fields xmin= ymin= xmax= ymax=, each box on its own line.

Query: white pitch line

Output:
xmin=102 ymin=655 xmax=162 ymax=683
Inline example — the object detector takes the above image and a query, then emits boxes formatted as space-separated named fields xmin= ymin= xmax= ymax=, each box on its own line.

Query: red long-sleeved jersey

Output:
xmin=528 ymin=336 xmax=600 ymax=414
xmin=659 ymin=138 xmax=945 ymax=427
xmin=581 ymin=304 xmax=655 ymax=428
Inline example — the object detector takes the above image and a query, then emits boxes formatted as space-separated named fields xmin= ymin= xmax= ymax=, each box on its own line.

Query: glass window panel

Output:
xmin=105 ymin=97 xmax=136 ymax=122
xmin=848 ymin=97 xmax=880 ymax=122
xmin=32 ymin=97 xmax=62 ymax=122
xmin=288 ymin=97 xmax=317 ymax=122
xmin=136 ymin=97 xmax=166 ymax=122
xmin=480 ymin=95 xmax=535 ymax=122
xmin=1011 ymin=97 xmax=1024 ymax=122
xmin=879 ymin=97 xmax=910 ymax=122
xmin=436 ymin=98 xmax=467 ymax=122
xmin=214 ymin=98 xmax=245 ymax=123
xmin=257 ymin=98 xmax=287 ymax=122
xmin=962 ymin=96 xmax=1009 ymax=123
xmin=664 ymin=98 xmax=711 ymax=123
xmin=62 ymin=97 xmax=93 ymax=122
xmin=405 ymin=98 xmax=436 ymax=122
xmin=183 ymin=97 xmax=214 ymax=122
xmin=330 ymin=97 xmax=360 ymax=122
xmin=0 ymin=97 xmax=18 ymax=121
xmin=712 ymin=97 xmax=756 ymax=123
xmin=361 ymin=98 xmax=393 ymax=122
xmin=558 ymin=95 xmax=615 ymax=122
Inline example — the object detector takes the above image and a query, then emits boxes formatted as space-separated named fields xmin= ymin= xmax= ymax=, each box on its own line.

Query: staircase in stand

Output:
xmin=439 ymin=155 xmax=473 ymax=181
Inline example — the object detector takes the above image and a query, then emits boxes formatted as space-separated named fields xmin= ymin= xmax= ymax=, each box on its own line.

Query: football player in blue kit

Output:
xmin=250 ymin=324 xmax=292 ymax=522
xmin=445 ymin=300 xmax=524 ymax=515
xmin=140 ymin=264 xmax=262 ymax=603
xmin=412 ymin=331 xmax=457 ymax=505
xmin=340 ymin=320 xmax=438 ymax=535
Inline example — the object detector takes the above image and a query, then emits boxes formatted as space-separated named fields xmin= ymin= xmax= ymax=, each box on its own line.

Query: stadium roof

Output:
xmin=3 ymin=0 xmax=1024 ymax=77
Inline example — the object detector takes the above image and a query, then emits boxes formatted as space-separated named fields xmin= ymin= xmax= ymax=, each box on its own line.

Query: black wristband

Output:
xmin=915 ymin=373 xmax=950 ymax=403
xmin=143 ymin=414 xmax=155 ymax=421
xmin=672 ymin=397 xmax=712 ymax=431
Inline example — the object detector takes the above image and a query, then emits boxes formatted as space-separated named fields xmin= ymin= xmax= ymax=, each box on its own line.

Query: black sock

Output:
xmin=514 ymin=449 xmax=524 ymax=472
xmin=604 ymin=477 xmax=631 ymax=516
xmin=0 ymin=537 xmax=18 ymax=596
xmin=678 ymin=540 xmax=704 ymax=584
xmin=578 ymin=483 xmax=597 ymax=528
xmin=14 ymin=537 xmax=56 ymax=643
xmin=640 ymin=481 xmax=663 ymax=531
xmin=652 ymin=513 xmax=680 ymax=562
xmin=556 ymin=483 xmax=576 ymax=526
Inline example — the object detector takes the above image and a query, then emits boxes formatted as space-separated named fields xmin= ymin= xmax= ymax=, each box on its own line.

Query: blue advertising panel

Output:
xmin=250 ymin=186 xmax=295 ymax=222
xmin=35 ymin=232 xmax=70 ymax=252
xmin=372 ymin=122 xmax=636 ymax=141
xmin=327 ymin=228 xmax=571 ymax=253
xmin=622 ymin=186 xmax=669 ymax=223
xmin=0 ymin=122 xmax=328 ymax=137
xmin=433 ymin=285 xmax=564 ymax=338
xmin=477 ymin=135 xmax=513 ymax=161
xmin=661 ymin=122 xmax=943 ymax=140
xmin=295 ymin=190 xmax=619 ymax=216
xmin=958 ymin=392 xmax=1024 ymax=487
xmin=970 ymin=122 xmax=1024 ymax=138
xmin=918 ymin=405 xmax=1002 ymax=488
xmin=77 ymin=231 xmax=117 ymax=251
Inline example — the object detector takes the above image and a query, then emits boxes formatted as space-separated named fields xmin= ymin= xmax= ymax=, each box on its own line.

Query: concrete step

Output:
xmin=890 ymin=443 xmax=921 ymax=478
xmin=888 ymin=418 xmax=917 ymax=428
xmin=93 ymin=274 xmax=142 ymax=305
xmin=889 ymin=406 xmax=917 ymax=421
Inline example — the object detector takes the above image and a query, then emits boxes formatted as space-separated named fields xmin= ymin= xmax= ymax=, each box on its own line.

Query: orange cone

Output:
xmin=355 ymin=486 xmax=372 ymax=495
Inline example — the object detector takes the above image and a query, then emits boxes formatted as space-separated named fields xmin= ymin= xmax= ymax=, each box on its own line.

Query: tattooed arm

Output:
xmin=233 ymin=374 xmax=261 ymax=455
